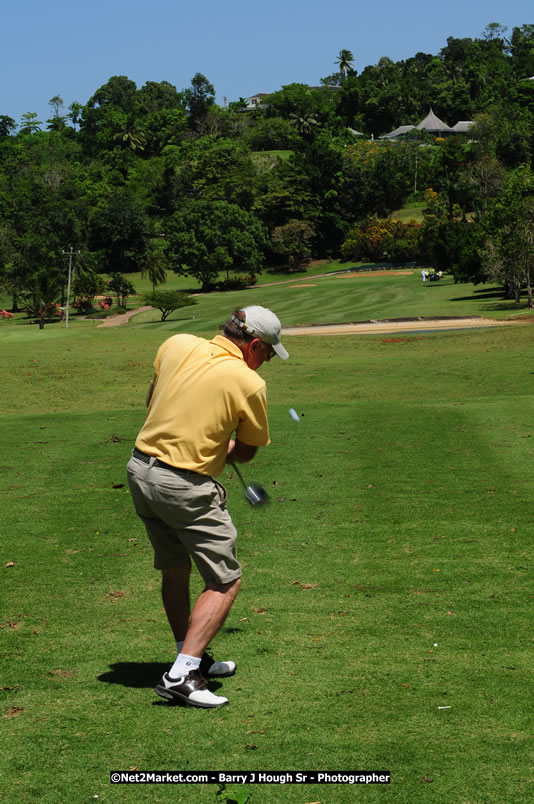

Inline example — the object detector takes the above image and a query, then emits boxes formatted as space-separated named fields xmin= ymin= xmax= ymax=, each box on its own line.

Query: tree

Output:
xmin=106 ymin=273 xmax=136 ymax=308
xmin=113 ymin=127 xmax=146 ymax=151
xmin=88 ymin=187 xmax=151 ymax=273
xmin=67 ymin=102 xmax=83 ymax=129
xmin=270 ymin=220 xmax=315 ymax=269
xmin=166 ymin=135 xmax=256 ymax=208
xmin=460 ymin=156 xmax=506 ymax=220
xmin=19 ymin=113 xmax=42 ymax=135
xmin=144 ymin=289 xmax=196 ymax=321
xmin=335 ymin=49 xmax=355 ymax=77
xmin=48 ymin=95 xmax=64 ymax=118
xmin=140 ymin=241 xmax=168 ymax=291
xmin=341 ymin=218 xmax=421 ymax=262
xmin=183 ymin=73 xmax=215 ymax=127
xmin=289 ymin=112 xmax=320 ymax=139
xmin=0 ymin=116 xmax=16 ymax=137
xmin=79 ymin=75 xmax=138 ymax=154
xmin=421 ymin=220 xmax=484 ymax=283
xmin=22 ymin=270 xmax=62 ymax=329
xmin=483 ymin=184 xmax=534 ymax=305
xmin=510 ymin=24 xmax=534 ymax=78
xmin=166 ymin=200 xmax=268 ymax=291
xmin=72 ymin=270 xmax=106 ymax=314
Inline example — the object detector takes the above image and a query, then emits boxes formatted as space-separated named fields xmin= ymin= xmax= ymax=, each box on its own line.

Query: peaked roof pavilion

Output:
xmin=379 ymin=108 xmax=460 ymax=139
xmin=379 ymin=124 xmax=415 ymax=139
xmin=416 ymin=108 xmax=453 ymax=133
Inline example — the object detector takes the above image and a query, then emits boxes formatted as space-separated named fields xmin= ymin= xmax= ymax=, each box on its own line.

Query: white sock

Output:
xmin=169 ymin=653 xmax=200 ymax=679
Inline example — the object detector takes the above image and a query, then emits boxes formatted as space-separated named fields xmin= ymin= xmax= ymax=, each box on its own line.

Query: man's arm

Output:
xmin=226 ymin=438 xmax=258 ymax=464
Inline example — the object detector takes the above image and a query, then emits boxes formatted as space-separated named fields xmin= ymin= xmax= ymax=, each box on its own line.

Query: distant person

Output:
xmin=127 ymin=306 xmax=288 ymax=708
xmin=421 ymin=269 xmax=427 ymax=283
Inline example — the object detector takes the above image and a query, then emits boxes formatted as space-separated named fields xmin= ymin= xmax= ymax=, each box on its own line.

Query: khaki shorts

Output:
xmin=127 ymin=453 xmax=241 ymax=584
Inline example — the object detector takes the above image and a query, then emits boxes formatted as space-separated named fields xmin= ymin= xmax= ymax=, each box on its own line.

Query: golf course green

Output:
xmin=1 ymin=269 xmax=532 ymax=803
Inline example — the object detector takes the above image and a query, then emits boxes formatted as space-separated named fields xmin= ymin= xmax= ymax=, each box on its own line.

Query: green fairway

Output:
xmin=128 ymin=267 xmax=534 ymax=326
xmin=3 ymin=264 xmax=533 ymax=336
xmin=1 ymin=310 xmax=533 ymax=802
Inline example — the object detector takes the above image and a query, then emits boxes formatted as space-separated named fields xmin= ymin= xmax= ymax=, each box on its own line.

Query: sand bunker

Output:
xmin=289 ymin=283 xmax=317 ymax=288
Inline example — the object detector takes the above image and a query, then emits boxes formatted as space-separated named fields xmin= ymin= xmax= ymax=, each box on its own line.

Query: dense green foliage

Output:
xmin=1 ymin=23 xmax=534 ymax=309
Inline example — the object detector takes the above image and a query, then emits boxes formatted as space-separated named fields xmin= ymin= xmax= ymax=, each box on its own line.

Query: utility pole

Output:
xmin=62 ymin=247 xmax=79 ymax=329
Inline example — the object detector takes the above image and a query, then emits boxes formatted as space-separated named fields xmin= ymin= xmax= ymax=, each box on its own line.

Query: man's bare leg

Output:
xmin=182 ymin=578 xmax=241 ymax=658
xmin=161 ymin=561 xmax=191 ymax=642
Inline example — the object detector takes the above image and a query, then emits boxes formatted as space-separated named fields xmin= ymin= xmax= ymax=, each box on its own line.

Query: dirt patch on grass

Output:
xmin=288 ymin=283 xmax=317 ymax=288
xmin=337 ymin=270 xmax=414 ymax=278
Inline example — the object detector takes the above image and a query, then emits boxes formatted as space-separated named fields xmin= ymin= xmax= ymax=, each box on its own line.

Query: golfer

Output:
xmin=127 ymin=306 xmax=288 ymax=708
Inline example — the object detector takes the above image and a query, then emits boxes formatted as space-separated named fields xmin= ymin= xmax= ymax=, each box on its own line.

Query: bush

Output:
xmin=107 ymin=273 xmax=136 ymax=308
xmin=72 ymin=272 xmax=107 ymax=314
xmin=341 ymin=218 xmax=421 ymax=262
xmin=271 ymin=220 xmax=315 ymax=270
xmin=216 ymin=274 xmax=256 ymax=291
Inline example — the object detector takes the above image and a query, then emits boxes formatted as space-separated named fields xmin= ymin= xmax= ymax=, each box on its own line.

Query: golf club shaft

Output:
xmin=231 ymin=462 xmax=247 ymax=490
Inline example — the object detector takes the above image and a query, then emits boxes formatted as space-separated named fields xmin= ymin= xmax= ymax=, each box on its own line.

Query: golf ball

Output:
xmin=289 ymin=408 xmax=300 ymax=422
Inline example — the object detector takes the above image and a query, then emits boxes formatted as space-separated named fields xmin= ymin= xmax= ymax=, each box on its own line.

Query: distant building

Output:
xmin=379 ymin=124 xmax=416 ymax=140
xmin=451 ymin=121 xmax=474 ymax=133
xmin=416 ymin=108 xmax=453 ymax=135
xmin=379 ymin=108 xmax=473 ymax=140
xmin=245 ymin=93 xmax=271 ymax=110
xmin=244 ymin=85 xmax=341 ymax=110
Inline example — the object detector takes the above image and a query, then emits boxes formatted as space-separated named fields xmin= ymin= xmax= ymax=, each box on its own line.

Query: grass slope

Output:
xmin=1 ymin=321 xmax=533 ymax=803
xmin=3 ymin=259 xmax=534 ymax=333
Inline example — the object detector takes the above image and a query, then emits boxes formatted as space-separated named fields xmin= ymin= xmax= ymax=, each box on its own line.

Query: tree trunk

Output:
xmin=11 ymin=291 xmax=19 ymax=313
xmin=503 ymin=283 xmax=515 ymax=300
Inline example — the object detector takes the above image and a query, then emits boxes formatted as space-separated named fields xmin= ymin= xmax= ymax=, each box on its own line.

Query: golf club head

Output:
xmin=230 ymin=462 xmax=269 ymax=507
xmin=245 ymin=483 xmax=270 ymax=507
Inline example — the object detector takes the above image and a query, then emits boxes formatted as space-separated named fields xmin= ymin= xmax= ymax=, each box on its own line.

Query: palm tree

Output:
xmin=23 ymin=271 xmax=62 ymax=329
xmin=141 ymin=248 xmax=168 ymax=292
xmin=289 ymin=112 xmax=320 ymax=138
xmin=335 ymin=49 xmax=355 ymax=77
xmin=113 ymin=126 xmax=146 ymax=151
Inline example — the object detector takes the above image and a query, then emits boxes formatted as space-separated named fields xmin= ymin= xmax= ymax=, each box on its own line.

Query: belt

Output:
xmin=133 ymin=448 xmax=190 ymax=474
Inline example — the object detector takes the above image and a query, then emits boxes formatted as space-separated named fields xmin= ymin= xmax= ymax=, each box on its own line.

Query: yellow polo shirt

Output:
xmin=135 ymin=334 xmax=270 ymax=476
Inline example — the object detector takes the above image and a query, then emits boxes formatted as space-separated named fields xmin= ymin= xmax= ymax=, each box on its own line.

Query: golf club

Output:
xmin=231 ymin=462 xmax=269 ymax=506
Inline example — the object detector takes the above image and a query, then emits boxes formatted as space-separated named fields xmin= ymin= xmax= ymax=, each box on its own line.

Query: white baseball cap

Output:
xmin=235 ymin=306 xmax=289 ymax=360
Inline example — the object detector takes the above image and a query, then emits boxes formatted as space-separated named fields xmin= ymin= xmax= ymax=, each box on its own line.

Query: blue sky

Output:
xmin=1 ymin=0 xmax=532 ymax=127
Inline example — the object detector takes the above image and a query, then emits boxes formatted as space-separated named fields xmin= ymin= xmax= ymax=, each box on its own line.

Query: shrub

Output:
xmin=216 ymin=274 xmax=256 ymax=291
xmin=107 ymin=273 xmax=136 ymax=308
xmin=341 ymin=217 xmax=421 ymax=262
xmin=271 ymin=220 xmax=315 ymax=270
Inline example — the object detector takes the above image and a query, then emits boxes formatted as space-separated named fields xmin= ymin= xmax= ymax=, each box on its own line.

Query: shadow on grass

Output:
xmin=98 ymin=662 xmax=226 ymax=707
xmin=98 ymin=661 xmax=168 ymax=688
xmin=450 ymin=287 xmax=508 ymax=301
